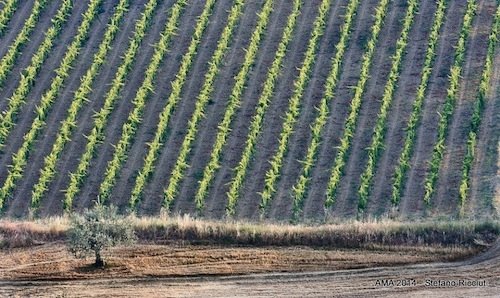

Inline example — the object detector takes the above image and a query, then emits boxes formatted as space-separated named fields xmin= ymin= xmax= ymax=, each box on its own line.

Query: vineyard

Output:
xmin=0 ymin=0 xmax=498 ymax=221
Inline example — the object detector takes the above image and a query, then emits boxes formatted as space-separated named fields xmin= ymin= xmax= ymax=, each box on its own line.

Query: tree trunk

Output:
xmin=95 ymin=250 xmax=104 ymax=267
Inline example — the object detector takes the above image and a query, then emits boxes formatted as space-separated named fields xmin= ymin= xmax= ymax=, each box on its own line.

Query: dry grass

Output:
xmin=1 ymin=214 xmax=498 ymax=250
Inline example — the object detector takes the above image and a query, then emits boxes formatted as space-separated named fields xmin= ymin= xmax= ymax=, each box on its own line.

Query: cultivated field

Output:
xmin=0 ymin=0 xmax=498 ymax=223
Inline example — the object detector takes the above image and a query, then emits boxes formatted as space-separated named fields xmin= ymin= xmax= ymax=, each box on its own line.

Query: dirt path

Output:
xmin=0 ymin=240 xmax=497 ymax=297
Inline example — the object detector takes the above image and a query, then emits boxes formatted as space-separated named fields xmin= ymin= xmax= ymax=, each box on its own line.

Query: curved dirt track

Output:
xmin=0 ymin=240 xmax=498 ymax=297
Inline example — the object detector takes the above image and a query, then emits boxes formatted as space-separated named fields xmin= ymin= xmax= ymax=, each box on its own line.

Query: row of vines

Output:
xmin=290 ymin=0 xmax=360 ymax=219
xmin=162 ymin=0 xmax=246 ymax=210
xmin=0 ymin=0 xmax=18 ymax=36
xmin=129 ymin=0 xmax=217 ymax=209
xmin=0 ymin=0 xmax=496 ymax=219
xmin=458 ymin=3 xmax=499 ymax=215
xmin=422 ymin=0 xmax=477 ymax=204
xmin=31 ymin=0 xmax=129 ymax=208
xmin=0 ymin=0 xmax=72 ymax=147
xmin=0 ymin=0 xmax=48 ymax=88
xmin=63 ymin=0 xmax=160 ymax=210
xmin=0 ymin=0 xmax=100 ymax=210
xmin=324 ymin=0 xmax=391 ymax=208
xmin=224 ymin=0 xmax=301 ymax=216
xmin=97 ymin=0 xmax=187 ymax=202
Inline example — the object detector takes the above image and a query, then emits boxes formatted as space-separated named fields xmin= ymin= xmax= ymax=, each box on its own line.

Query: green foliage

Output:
xmin=256 ymin=0 xmax=333 ymax=218
xmin=0 ymin=0 xmax=44 ymax=88
xmin=458 ymin=3 xmax=499 ymax=216
xmin=224 ymin=0 xmax=301 ymax=216
xmin=0 ymin=0 xmax=103 ymax=212
xmin=0 ymin=0 xmax=71 ymax=147
xmin=356 ymin=0 xmax=419 ymax=213
xmin=31 ymin=0 xmax=129 ymax=207
xmin=289 ymin=0 xmax=360 ymax=220
xmin=64 ymin=0 xmax=159 ymax=210
xmin=194 ymin=0 xmax=274 ymax=212
xmin=422 ymin=0 xmax=477 ymax=205
xmin=68 ymin=202 xmax=136 ymax=267
xmin=129 ymin=0 xmax=216 ymax=210
xmin=390 ymin=0 xmax=447 ymax=206
xmin=0 ymin=0 xmax=18 ymax=36
xmin=162 ymin=0 xmax=246 ymax=211
xmin=98 ymin=0 xmax=187 ymax=203
xmin=0 ymin=0 xmax=75 ymax=210
xmin=324 ymin=0 xmax=391 ymax=209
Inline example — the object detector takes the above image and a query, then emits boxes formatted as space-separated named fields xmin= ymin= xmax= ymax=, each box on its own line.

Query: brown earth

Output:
xmin=0 ymin=240 xmax=498 ymax=297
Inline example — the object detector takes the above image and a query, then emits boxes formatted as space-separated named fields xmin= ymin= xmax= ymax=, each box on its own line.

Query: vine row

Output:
xmin=163 ymin=0 xmax=246 ymax=210
xmin=63 ymin=0 xmax=159 ymax=210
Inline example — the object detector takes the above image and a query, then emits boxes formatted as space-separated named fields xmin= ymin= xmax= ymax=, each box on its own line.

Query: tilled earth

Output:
xmin=0 ymin=241 xmax=498 ymax=297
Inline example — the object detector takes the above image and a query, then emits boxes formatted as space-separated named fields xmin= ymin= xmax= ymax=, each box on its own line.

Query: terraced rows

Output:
xmin=0 ymin=0 xmax=497 ymax=221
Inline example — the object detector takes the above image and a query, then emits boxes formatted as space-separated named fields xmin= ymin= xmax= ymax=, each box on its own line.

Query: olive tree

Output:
xmin=67 ymin=202 xmax=136 ymax=267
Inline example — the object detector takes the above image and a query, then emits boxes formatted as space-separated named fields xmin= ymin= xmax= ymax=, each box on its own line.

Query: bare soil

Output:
xmin=0 ymin=240 xmax=498 ymax=297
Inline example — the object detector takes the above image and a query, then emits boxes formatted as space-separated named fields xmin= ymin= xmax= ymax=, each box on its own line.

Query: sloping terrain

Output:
xmin=0 ymin=0 xmax=498 ymax=221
